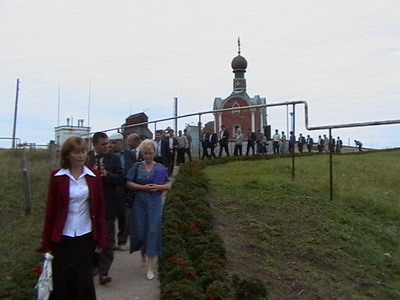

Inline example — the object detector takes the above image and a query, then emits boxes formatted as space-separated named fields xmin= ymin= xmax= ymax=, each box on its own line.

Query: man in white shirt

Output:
xmin=272 ymin=129 xmax=281 ymax=154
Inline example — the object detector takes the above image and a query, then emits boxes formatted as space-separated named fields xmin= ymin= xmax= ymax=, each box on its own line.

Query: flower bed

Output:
xmin=159 ymin=160 xmax=268 ymax=299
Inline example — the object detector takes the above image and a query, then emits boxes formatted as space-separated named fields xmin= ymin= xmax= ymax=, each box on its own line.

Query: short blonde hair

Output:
xmin=139 ymin=139 xmax=157 ymax=153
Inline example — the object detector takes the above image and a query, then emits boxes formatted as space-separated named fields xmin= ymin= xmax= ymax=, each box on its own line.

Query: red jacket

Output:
xmin=40 ymin=168 xmax=107 ymax=253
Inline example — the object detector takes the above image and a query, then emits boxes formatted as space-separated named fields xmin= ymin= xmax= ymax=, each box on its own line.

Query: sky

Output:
xmin=1 ymin=0 xmax=399 ymax=149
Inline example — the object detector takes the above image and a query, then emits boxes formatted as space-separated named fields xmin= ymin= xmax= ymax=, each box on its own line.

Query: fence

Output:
xmin=95 ymin=99 xmax=400 ymax=200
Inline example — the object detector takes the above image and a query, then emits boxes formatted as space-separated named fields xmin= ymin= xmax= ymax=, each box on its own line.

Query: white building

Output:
xmin=55 ymin=118 xmax=90 ymax=147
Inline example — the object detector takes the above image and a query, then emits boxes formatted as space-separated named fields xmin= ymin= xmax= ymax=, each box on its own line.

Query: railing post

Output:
xmin=329 ymin=128 xmax=333 ymax=201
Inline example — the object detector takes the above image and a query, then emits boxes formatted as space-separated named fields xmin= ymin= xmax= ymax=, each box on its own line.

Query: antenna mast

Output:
xmin=87 ymin=78 xmax=92 ymax=126
xmin=12 ymin=78 xmax=20 ymax=148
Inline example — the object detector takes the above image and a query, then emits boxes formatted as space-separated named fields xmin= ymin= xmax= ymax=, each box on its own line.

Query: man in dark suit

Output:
xmin=201 ymin=129 xmax=210 ymax=160
xmin=165 ymin=128 xmax=178 ymax=175
xmin=109 ymin=132 xmax=136 ymax=252
xmin=127 ymin=132 xmax=143 ymax=162
xmin=209 ymin=129 xmax=218 ymax=158
xmin=87 ymin=132 xmax=124 ymax=285
xmin=218 ymin=125 xmax=230 ymax=157
xmin=154 ymin=130 xmax=170 ymax=170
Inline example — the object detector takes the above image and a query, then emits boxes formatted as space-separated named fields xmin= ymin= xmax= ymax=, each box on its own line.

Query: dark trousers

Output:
xmin=185 ymin=147 xmax=192 ymax=161
xmin=176 ymin=148 xmax=185 ymax=165
xmin=246 ymin=142 xmax=255 ymax=155
xmin=234 ymin=145 xmax=242 ymax=156
xmin=167 ymin=151 xmax=175 ymax=175
xmin=98 ymin=218 xmax=115 ymax=276
xmin=273 ymin=141 xmax=280 ymax=154
xmin=218 ymin=143 xmax=229 ymax=157
xmin=209 ymin=145 xmax=217 ymax=158
xmin=201 ymin=146 xmax=209 ymax=159
xmin=289 ymin=142 xmax=294 ymax=153
xmin=50 ymin=233 xmax=96 ymax=300
xmin=116 ymin=187 xmax=127 ymax=245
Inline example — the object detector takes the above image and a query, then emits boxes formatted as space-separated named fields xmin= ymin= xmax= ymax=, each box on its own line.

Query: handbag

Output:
xmin=35 ymin=252 xmax=54 ymax=300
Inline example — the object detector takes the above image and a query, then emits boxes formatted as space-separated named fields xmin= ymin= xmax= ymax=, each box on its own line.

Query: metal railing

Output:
xmin=93 ymin=99 xmax=400 ymax=200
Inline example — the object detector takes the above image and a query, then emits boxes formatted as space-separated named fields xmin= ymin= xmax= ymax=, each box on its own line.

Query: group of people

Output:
xmin=39 ymin=130 xmax=173 ymax=299
xmin=201 ymin=125 xmax=270 ymax=159
xmin=154 ymin=127 xmax=192 ymax=175
xmin=201 ymin=125 xmax=350 ymax=157
xmin=271 ymin=130 xmax=345 ymax=154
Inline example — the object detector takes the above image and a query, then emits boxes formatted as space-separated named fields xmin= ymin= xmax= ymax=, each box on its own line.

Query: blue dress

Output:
xmin=126 ymin=162 xmax=169 ymax=257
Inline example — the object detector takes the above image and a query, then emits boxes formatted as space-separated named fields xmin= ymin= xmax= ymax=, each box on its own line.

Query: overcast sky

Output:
xmin=1 ymin=0 xmax=399 ymax=149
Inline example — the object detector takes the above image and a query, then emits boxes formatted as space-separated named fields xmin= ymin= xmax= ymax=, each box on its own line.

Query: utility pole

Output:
xmin=174 ymin=97 xmax=178 ymax=132
xmin=12 ymin=78 xmax=20 ymax=148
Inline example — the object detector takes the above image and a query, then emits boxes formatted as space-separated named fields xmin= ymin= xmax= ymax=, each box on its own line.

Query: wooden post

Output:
xmin=20 ymin=148 xmax=32 ymax=215
xmin=49 ymin=140 xmax=57 ymax=168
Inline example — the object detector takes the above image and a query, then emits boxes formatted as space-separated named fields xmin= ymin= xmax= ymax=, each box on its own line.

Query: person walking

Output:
xmin=87 ymin=132 xmax=124 ymax=285
xmin=336 ymin=137 xmax=343 ymax=153
xmin=126 ymin=139 xmax=171 ymax=280
xmin=40 ymin=136 xmax=107 ymax=299
xmin=109 ymin=132 xmax=136 ymax=252
xmin=272 ymin=129 xmax=281 ymax=154
xmin=233 ymin=127 xmax=243 ymax=156
xmin=246 ymin=128 xmax=256 ymax=155
xmin=218 ymin=125 xmax=230 ymax=157
xmin=183 ymin=128 xmax=192 ymax=162
xmin=306 ymin=135 xmax=314 ymax=152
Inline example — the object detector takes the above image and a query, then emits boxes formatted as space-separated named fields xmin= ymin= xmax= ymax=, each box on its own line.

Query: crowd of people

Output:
xmin=39 ymin=128 xmax=183 ymax=299
xmin=38 ymin=125 xmax=364 ymax=298
xmin=200 ymin=125 xmax=353 ymax=159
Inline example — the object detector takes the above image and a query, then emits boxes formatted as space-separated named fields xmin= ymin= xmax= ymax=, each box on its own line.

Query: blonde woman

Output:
xmin=126 ymin=139 xmax=171 ymax=280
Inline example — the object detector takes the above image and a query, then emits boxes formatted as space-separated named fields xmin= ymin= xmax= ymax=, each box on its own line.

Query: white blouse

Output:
xmin=55 ymin=166 xmax=96 ymax=238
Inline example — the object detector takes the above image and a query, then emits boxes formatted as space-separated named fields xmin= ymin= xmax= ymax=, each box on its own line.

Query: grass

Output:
xmin=0 ymin=148 xmax=399 ymax=299
xmin=0 ymin=149 xmax=54 ymax=299
xmin=204 ymin=150 xmax=400 ymax=299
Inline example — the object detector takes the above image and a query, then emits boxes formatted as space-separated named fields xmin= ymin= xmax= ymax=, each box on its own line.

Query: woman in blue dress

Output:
xmin=126 ymin=139 xmax=171 ymax=280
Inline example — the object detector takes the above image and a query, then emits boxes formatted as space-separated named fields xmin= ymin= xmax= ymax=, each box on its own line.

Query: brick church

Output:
xmin=212 ymin=42 xmax=267 ymax=138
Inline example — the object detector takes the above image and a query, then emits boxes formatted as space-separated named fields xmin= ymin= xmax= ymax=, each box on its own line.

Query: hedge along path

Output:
xmin=95 ymin=165 xmax=180 ymax=300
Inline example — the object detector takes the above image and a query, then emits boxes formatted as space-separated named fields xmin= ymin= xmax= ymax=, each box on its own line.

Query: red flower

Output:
xmin=177 ymin=261 xmax=188 ymax=268
xmin=33 ymin=266 xmax=42 ymax=276
xmin=186 ymin=271 xmax=196 ymax=277
xmin=4 ymin=292 xmax=12 ymax=298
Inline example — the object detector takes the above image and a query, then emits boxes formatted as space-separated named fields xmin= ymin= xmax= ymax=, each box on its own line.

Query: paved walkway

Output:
xmin=95 ymin=250 xmax=160 ymax=300
xmin=95 ymin=166 xmax=180 ymax=300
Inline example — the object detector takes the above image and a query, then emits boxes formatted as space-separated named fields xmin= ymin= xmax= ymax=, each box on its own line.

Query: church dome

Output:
xmin=231 ymin=55 xmax=247 ymax=72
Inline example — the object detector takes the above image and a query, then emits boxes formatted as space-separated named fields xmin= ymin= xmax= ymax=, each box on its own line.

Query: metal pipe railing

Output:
xmin=91 ymin=99 xmax=400 ymax=201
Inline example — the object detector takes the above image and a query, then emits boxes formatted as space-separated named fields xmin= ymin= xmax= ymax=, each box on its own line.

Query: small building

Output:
xmin=55 ymin=118 xmax=90 ymax=147
xmin=122 ymin=112 xmax=153 ymax=139
xmin=213 ymin=44 xmax=267 ymax=139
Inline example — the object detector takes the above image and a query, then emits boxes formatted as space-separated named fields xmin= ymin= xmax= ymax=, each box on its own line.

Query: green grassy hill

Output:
xmin=205 ymin=150 xmax=400 ymax=299
xmin=0 ymin=149 xmax=399 ymax=299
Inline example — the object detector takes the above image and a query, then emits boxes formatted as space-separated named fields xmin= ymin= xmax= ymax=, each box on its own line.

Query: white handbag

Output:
xmin=35 ymin=253 xmax=54 ymax=300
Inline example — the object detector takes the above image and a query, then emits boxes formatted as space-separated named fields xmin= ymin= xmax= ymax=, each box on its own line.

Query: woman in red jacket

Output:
xmin=40 ymin=136 xmax=107 ymax=300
